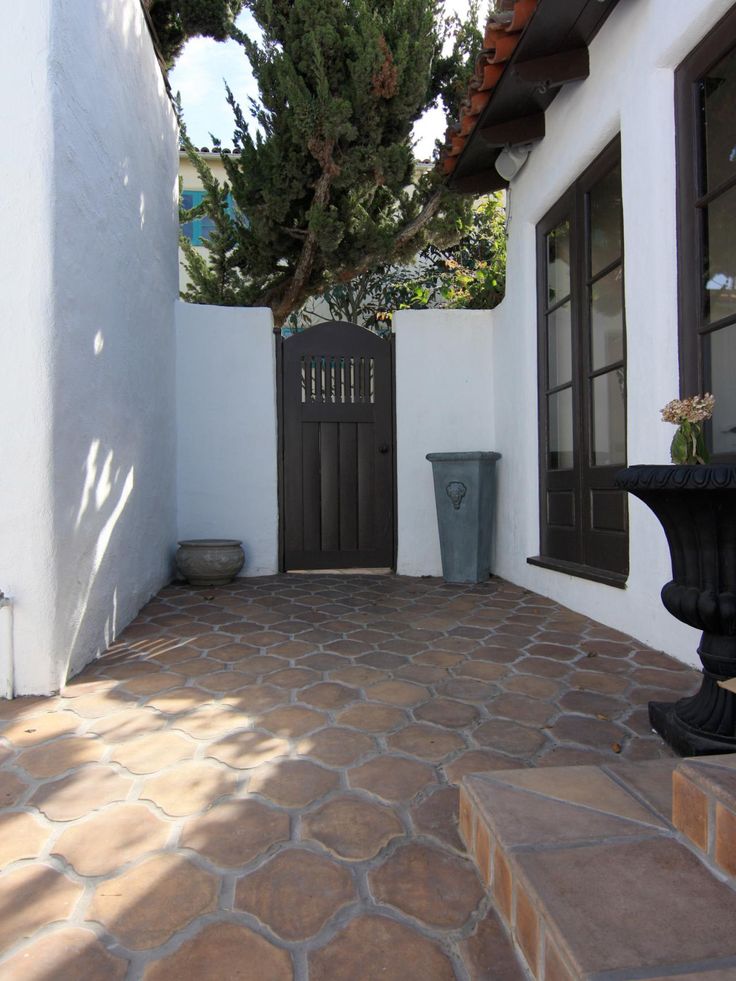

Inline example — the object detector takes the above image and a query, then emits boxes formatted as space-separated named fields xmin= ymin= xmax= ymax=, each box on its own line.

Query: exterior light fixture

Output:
xmin=495 ymin=144 xmax=531 ymax=181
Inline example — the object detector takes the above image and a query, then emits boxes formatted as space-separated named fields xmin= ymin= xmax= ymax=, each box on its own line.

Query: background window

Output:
xmin=180 ymin=190 xmax=236 ymax=246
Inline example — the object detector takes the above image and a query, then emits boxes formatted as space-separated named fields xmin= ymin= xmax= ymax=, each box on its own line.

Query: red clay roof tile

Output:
xmin=507 ymin=0 xmax=537 ymax=32
xmin=478 ymin=61 xmax=505 ymax=92
xmin=439 ymin=0 xmax=537 ymax=172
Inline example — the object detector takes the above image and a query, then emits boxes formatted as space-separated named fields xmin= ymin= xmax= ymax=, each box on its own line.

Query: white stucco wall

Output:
xmin=0 ymin=0 xmax=179 ymax=693
xmin=176 ymin=303 xmax=279 ymax=577
xmin=0 ymin=1 xmax=57 ymax=694
xmin=486 ymin=0 xmax=736 ymax=666
xmin=395 ymin=310 xmax=495 ymax=576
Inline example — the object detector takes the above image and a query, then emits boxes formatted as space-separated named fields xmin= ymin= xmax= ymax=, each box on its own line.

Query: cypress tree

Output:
xmin=146 ymin=0 xmax=246 ymax=67
xmin=179 ymin=0 xmax=483 ymax=326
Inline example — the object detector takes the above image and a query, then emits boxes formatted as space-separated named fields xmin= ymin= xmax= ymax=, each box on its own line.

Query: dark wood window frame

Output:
xmin=676 ymin=6 xmax=736 ymax=462
xmin=529 ymin=136 xmax=628 ymax=588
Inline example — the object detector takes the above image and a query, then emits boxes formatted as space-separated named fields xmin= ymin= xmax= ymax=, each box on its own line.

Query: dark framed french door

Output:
xmin=532 ymin=137 xmax=628 ymax=584
xmin=676 ymin=5 xmax=736 ymax=461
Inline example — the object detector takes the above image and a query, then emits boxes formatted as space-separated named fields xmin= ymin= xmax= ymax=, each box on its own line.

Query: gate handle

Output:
xmin=379 ymin=444 xmax=390 ymax=454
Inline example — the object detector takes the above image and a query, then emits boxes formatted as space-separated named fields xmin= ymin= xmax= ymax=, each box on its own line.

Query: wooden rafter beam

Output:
xmin=512 ymin=47 xmax=589 ymax=90
xmin=451 ymin=169 xmax=507 ymax=194
xmin=478 ymin=113 xmax=545 ymax=148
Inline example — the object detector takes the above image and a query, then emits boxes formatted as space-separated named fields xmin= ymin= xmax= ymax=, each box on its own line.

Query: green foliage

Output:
xmin=147 ymin=0 xmax=246 ymax=67
xmin=670 ymin=422 xmax=710 ymax=465
xmin=287 ymin=193 xmax=506 ymax=332
xmin=285 ymin=265 xmax=402 ymax=335
xmin=400 ymin=194 xmax=506 ymax=310
xmin=178 ymin=0 xmax=482 ymax=324
xmin=431 ymin=0 xmax=487 ymax=124
xmin=178 ymin=147 xmax=252 ymax=305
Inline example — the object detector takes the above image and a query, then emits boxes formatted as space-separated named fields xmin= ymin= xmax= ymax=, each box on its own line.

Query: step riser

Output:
xmin=460 ymin=757 xmax=736 ymax=980
xmin=673 ymin=767 xmax=736 ymax=880
xmin=460 ymin=785 xmax=579 ymax=981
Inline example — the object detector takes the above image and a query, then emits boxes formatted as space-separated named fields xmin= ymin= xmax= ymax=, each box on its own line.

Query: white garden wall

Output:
xmin=176 ymin=303 xmax=279 ymax=577
xmin=0 ymin=0 xmax=57 ymax=695
xmin=486 ymin=0 xmax=736 ymax=667
xmin=0 ymin=0 xmax=179 ymax=693
xmin=395 ymin=310 xmax=495 ymax=577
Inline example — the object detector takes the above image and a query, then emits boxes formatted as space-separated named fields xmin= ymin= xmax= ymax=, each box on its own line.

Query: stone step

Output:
xmin=673 ymin=754 xmax=736 ymax=881
xmin=460 ymin=759 xmax=736 ymax=980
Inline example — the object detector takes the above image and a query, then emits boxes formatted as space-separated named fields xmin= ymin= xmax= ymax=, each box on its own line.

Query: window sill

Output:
xmin=526 ymin=555 xmax=628 ymax=589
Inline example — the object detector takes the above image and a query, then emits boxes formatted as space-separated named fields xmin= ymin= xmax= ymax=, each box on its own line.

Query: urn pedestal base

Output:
xmin=649 ymin=700 xmax=736 ymax=757
xmin=648 ymin=645 xmax=736 ymax=756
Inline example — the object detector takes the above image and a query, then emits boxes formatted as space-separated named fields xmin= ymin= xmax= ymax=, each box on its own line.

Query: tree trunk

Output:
xmin=267 ymin=186 xmax=447 ymax=326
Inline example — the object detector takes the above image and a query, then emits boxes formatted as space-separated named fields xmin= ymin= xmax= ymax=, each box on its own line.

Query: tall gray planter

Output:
xmin=426 ymin=452 xmax=501 ymax=584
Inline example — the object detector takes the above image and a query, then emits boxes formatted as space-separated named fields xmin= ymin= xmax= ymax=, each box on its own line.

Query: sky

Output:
xmin=169 ymin=2 xmax=480 ymax=162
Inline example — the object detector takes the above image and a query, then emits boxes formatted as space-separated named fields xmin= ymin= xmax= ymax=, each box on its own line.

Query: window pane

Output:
xmin=182 ymin=191 xmax=195 ymax=210
xmin=548 ymin=387 xmax=573 ymax=470
xmin=547 ymin=221 xmax=571 ymax=305
xmin=706 ymin=324 xmax=736 ymax=455
xmin=548 ymin=302 xmax=572 ymax=387
xmin=704 ymin=183 xmax=736 ymax=323
xmin=589 ymin=164 xmax=622 ymax=275
xmin=591 ymin=266 xmax=624 ymax=370
xmin=701 ymin=44 xmax=736 ymax=194
xmin=592 ymin=369 xmax=626 ymax=466
xmin=181 ymin=221 xmax=194 ymax=241
xmin=199 ymin=218 xmax=216 ymax=244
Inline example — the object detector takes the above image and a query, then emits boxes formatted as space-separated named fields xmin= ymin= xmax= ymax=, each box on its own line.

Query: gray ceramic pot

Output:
xmin=175 ymin=539 xmax=245 ymax=586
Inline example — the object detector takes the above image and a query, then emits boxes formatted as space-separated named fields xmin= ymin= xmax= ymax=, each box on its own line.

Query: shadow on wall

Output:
xmin=61 ymin=437 xmax=136 ymax=681
xmin=39 ymin=0 xmax=179 ymax=692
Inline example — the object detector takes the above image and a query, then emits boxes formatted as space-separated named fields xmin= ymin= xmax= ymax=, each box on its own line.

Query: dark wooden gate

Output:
xmin=277 ymin=321 xmax=395 ymax=571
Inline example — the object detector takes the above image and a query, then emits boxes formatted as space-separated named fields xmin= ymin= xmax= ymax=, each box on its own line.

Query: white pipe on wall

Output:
xmin=0 ymin=597 xmax=14 ymax=700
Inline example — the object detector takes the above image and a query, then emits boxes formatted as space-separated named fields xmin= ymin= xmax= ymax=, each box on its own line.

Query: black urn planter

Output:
xmin=616 ymin=465 xmax=736 ymax=756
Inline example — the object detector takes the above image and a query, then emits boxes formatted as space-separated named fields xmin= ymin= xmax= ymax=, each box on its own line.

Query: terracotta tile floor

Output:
xmin=0 ymin=575 xmax=697 ymax=979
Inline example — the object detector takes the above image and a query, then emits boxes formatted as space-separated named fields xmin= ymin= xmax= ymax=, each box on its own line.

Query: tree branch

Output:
xmin=280 ymin=226 xmax=309 ymax=240
xmin=263 ymin=185 xmax=447 ymax=325
xmin=271 ymin=138 xmax=338 ymax=326
xmin=334 ymin=187 xmax=446 ymax=284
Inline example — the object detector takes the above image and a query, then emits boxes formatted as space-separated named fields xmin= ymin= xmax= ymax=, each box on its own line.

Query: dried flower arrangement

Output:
xmin=660 ymin=393 xmax=715 ymax=464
